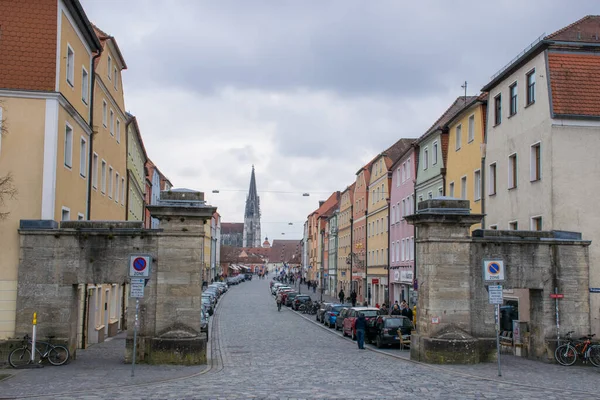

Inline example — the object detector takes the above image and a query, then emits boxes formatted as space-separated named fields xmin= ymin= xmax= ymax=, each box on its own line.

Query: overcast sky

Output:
xmin=80 ymin=0 xmax=597 ymax=240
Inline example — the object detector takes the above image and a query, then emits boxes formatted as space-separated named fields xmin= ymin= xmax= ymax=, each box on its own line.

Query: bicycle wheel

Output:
xmin=47 ymin=346 xmax=70 ymax=366
xmin=9 ymin=347 xmax=32 ymax=368
xmin=555 ymin=344 xmax=577 ymax=366
xmin=588 ymin=344 xmax=600 ymax=367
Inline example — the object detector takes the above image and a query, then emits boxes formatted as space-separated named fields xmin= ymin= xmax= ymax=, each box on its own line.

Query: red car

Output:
xmin=342 ymin=307 xmax=379 ymax=340
xmin=279 ymin=289 xmax=295 ymax=304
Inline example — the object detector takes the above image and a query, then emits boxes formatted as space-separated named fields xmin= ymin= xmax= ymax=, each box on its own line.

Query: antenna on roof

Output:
xmin=461 ymin=81 xmax=468 ymax=104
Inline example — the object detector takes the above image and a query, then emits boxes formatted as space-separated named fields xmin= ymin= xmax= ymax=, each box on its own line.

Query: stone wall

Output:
xmin=407 ymin=198 xmax=590 ymax=364
xmin=14 ymin=190 xmax=215 ymax=365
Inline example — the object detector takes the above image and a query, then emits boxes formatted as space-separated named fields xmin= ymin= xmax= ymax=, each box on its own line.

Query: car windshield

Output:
xmin=332 ymin=306 xmax=344 ymax=312
xmin=384 ymin=318 xmax=403 ymax=328
xmin=361 ymin=310 xmax=379 ymax=317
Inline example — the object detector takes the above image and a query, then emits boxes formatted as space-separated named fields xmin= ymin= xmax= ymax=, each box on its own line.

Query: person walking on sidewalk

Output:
xmin=276 ymin=292 xmax=283 ymax=312
xmin=355 ymin=313 xmax=366 ymax=349
xmin=338 ymin=289 xmax=345 ymax=304
xmin=350 ymin=290 xmax=357 ymax=307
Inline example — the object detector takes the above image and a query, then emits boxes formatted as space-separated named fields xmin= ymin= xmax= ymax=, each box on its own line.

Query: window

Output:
xmin=81 ymin=67 xmax=89 ymax=104
xmin=110 ymin=109 xmax=114 ymax=136
xmin=508 ymin=154 xmax=518 ymax=189
xmin=92 ymin=153 xmax=98 ymax=188
xmin=396 ymin=168 xmax=401 ymax=186
xmin=102 ymin=101 xmax=108 ymax=127
xmin=61 ymin=207 xmax=70 ymax=221
xmin=406 ymin=158 xmax=410 ymax=180
xmin=64 ymin=124 xmax=73 ymax=168
xmin=115 ymin=172 xmax=120 ymax=203
xmin=108 ymin=166 xmax=113 ymax=198
xmin=108 ymin=56 xmax=112 ymax=80
xmin=101 ymin=160 xmax=107 ymax=193
xmin=438 ymin=187 xmax=443 ymax=197
xmin=531 ymin=216 xmax=542 ymax=231
xmin=460 ymin=176 xmax=467 ymax=199
xmin=409 ymin=237 xmax=414 ymax=260
xmin=401 ymin=199 xmax=405 ymax=218
xmin=391 ymin=205 xmax=395 ymax=224
xmin=489 ymin=163 xmax=497 ymax=195
xmin=474 ymin=170 xmax=481 ymax=201
xmin=79 ymin=137 xmax=87 ymax=177
xmin=77 ymin=213 xmax=85 ymax=221
xmin=391 ymin=242 xmax=395 ymax=262
xmin=509 ymin=82 xmax=518 ymax=116
xmin=428 ymin=191 xmax=433 ymax=199
xmin=116 ymin=119 xmax=121 ymax=143
xmin=401 ymin=239 xmax=405 ymax=261
xmin=526 ymin=69 xmax=536 ymax=105
xmin=489 ymin=225 xmax=498 ymax=230
xmin=66 ymin=45 xmax=74 ymax=86
xmin=455 ymin=125 xmax=462 ymax=150
xmin=509 ymin=221 xmax=518 ymax=230
xmin=468 ymin=115 xmax=475 ymax=143
xmin=423 ymin=147 xmax=429 ymax=169
xmin=433 ymin=141 xmax=438 ymax=164
xmin=114 ymin=67 xmax=118 ymax=90
xmin=396 ymin=202 xmax=400 ymax=221
xmin=494 ymin=94 xmax=502 ymax=125
xmin=418 ymin=195 xmax=423 ymax=202
xmin=449 ymin=181 xmax=455 ymax=197
xmin=530 ymin=143 xmax=541 ymax=181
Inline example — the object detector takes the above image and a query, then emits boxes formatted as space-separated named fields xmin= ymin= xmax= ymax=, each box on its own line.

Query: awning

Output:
xmin=239 ymin=265 xmax=250 ymax=271
xmin=230 ymin=265 xmax=240 ymax=271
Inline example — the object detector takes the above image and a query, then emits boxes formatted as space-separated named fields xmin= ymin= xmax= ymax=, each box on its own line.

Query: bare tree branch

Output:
xmin=0 ymin=101 xmax=18 ymax=219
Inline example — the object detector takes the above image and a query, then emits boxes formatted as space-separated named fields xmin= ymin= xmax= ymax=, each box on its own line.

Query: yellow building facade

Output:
xmin=366 ymin=155 xmax=391 ymax=306
xmin=0 ymin=1 xmax=102 ymax=339
xmin=445 ymin=96 xmax=487 ymax=230
xmin=336 ymin=184 xmax=354 ymax=294
xmin=126 ymin=115 xmax=147 ymax=221
xmin=89 ymin=27 xmax=128 ymax=220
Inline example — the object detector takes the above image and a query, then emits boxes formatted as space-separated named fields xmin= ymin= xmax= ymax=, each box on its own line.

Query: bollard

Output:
xmin=413 ymin=306 xmax=417 ymax=327
xmin=31 ymin=312 xmax=37 ymax=363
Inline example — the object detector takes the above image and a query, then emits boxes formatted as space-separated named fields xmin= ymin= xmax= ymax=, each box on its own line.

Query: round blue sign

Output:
xmin=488 ymin=262 xmax=500 ymax=275
xmin=133 ymin=257 xmax=147 ymax=272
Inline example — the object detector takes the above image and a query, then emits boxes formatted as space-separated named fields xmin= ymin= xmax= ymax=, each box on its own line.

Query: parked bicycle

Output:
xmin=9 ymin=334 xmax=70 ymax=368
xmin=554 ymin=331 xmax=600 ymax=367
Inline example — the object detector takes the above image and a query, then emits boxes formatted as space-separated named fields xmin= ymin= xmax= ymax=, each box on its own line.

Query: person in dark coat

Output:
xmin=338 ymin=289 xmax=345 ymax=304
xmin=350 ymin=291 xmax=357 ymax=307
xmin=400 ymin=301 xmax=413 ymax=320
xmin=378 ymin=303 xmax=389 ymax=315
xmin=355 ymin=313 xmax=366 ymax=349
xmin=390 ymin=304 xmax=402 ymax=315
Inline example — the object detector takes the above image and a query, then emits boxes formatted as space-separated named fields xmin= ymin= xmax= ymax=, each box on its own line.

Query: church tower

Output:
xmin=243 ymin=166 xmax=261 ymax=248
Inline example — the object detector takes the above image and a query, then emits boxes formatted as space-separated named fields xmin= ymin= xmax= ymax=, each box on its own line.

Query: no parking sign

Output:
xmin=129 ymin=254 xmax=152 ymax=278
xmin=483 ymin=259 xmax=504 ymax=282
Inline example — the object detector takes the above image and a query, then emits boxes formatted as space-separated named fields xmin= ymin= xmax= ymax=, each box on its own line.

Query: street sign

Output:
xmin=130 ymin=278 xmax=145 ymax=298
xmin=590 ymin=288 xmax=600 ymax=293
xmin=483 ymin=260 xmax=505 ymax=282
xmin=129 ymin=255 xmax=152 ymax=278
xmin=550 ymin=293 xmax=564 ymax=299
xmin=488 ymin=284 xmax=503 ymax=304
xmin=372 ymin=278 xmax=380 ymax=284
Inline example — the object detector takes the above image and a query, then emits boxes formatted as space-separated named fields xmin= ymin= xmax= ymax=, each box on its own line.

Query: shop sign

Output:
xmin=393 ymin=270 xmax=401 ymax=282
xmin=400 ymin=270 xmax=413 ymax=283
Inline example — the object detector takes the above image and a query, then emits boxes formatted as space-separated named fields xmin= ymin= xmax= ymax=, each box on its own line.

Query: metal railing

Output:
xmin=490 ymin=33 xmax=546 ymax=81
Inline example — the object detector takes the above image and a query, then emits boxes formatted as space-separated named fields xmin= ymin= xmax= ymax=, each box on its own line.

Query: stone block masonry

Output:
xmin=15 ymin=190 xmax=216 ymax=365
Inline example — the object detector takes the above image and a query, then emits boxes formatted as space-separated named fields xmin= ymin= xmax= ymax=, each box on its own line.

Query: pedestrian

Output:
xmin=338 ymin=289 xmax=345 ymax=304
xmin=390 ymin=304 xmax=402 ymax=315
xmin=375 ymin=303 xmax=380 ymax=309
xmin=355 ymin=313 xmax=366 ymax=349
xmin=276 ymin=292 xmax=283 ymax=312
xmin=378 ymin=303 xmax=389 ymax=315
xmin=400 ymin=301 xmax=413 ymax=320
xmin=350 ymin=290 xmax=357 ymax=307
xmin=313 ymin=281 xmax=316 ymax=293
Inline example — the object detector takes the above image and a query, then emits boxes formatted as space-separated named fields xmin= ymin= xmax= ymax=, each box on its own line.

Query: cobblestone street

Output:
xmin=1 ymin=278 xmax=598 ymax=399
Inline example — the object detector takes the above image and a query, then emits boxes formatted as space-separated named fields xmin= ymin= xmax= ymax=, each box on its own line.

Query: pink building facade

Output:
xmin=389 ymin=146 xmax=417 ymax=306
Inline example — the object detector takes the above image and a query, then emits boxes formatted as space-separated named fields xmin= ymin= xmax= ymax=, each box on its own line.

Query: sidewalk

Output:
xmin=0 ymin=331 xmax=207 ymax=398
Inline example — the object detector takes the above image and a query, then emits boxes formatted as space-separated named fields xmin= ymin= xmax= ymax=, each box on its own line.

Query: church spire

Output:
xmin=243 ymin=166 xmax=261 ymax=247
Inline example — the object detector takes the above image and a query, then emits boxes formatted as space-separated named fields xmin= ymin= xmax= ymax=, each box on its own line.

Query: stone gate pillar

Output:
xmin=125 ymin=189 xmax=216 ymax=365
xmin=406 ymin=198 xmax=489 ymax=363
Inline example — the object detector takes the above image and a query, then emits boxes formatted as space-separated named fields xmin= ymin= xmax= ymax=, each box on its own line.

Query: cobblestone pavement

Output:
xmin=2 ymin=278 xmax=598 ymax=399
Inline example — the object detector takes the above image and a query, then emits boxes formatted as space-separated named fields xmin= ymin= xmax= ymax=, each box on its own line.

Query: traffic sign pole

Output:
xmin=132 ymin=298 xmax=139 ymax=377
xmin=495 ymin=303 xmax=502 ymax=377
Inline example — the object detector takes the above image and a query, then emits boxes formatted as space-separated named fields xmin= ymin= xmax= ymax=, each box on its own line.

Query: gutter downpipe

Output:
xmin=86 ymin=51 xmax=102 ymax=220
xmin=364 ymin=210 xmax=369 ymax=305
xmin=350 ymin=211 xmax=353 ymax=294
xmin=82 ymin=51 xmax=102 ymax=349
xmin=387 ymin=198 xmax=391 ymax=306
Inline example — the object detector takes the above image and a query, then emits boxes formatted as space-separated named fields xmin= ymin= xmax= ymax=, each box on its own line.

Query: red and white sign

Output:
xmin=372 ymin=278 xmax=380 ymax=285
xmin=550 ymin=294 xmax=564 ymax=299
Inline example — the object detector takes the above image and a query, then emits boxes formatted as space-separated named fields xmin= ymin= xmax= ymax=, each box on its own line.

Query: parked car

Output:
xmin=202 ymin=293 xmax=217 ymax=307
xmin=244 ymin=273 xmax=253 ymax=280
xmin=335 ymin=307 xmax=351 ymax=331
xmin=284 ymin=292 xmax=300 ymax=307
xmin=366 ymin=315 xmax=413 ymax=348
xmin=202 ymin=299 xmax=213 ymax=316
xmin=323 ymin=304 xmax=346 ymax=328
xmin=342 ymin=307 xmax=379 ymax=340
xmin=201 ymin=309 xmax=209 ymax=338
xmin=280 ymin=290 xmax=296 ymax=304
xmin=293 ymin=295 xmax=312 ymax=310
xmin=316 ymin=302 xmax=333 ymax=322
xmin=273 ymin=285 xmax=291 ymax=295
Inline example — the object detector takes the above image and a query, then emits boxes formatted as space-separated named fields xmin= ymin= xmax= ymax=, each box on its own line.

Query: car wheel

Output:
xmin=329 ymin=321 xmax=333 ymax=328
xmin=376 ymin=335 xmax=383 ymax=349
xmin=342 ymin=329 xmax=347 ymax=337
